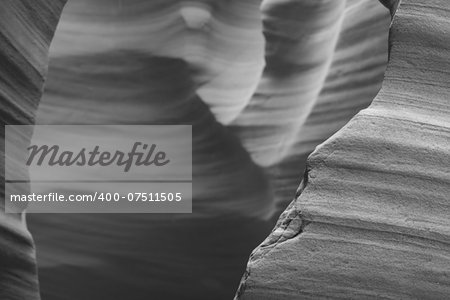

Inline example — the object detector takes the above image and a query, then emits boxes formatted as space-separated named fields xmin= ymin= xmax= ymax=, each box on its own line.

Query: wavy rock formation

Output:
xmin=30 ymin=1 xmax=391 ymax=299
xmin=236 ymin=0 xmax=450 ymax=298
xmin=252 ymin=0 xmax=390 ymax=210
xmin=0 ymin=1 xmax=67 ymax=299
xmin=0 ymin=0 xmax=396 ymax=299
xmin=231 ymin=0 xmax=389 ymax=167
xmin=31 ymin=1 xmax=272 ymax=299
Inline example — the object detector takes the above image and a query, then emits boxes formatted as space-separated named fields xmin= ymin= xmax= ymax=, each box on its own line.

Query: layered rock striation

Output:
xmin=236 ymin=0 xmax=450 ymax=298
xmin=0 ymin=1 xmax=67 ymax=299
xmin=2 ymin=0 xmax=431 ymax=299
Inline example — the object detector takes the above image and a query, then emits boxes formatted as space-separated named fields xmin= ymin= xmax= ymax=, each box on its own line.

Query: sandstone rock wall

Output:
xmin=236 ymin=0 xmax=450 ymax=298
xmin=0 ymin=1 xmax=67 ymax=299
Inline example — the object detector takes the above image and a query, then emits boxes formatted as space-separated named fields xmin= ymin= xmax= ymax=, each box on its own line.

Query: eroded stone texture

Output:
xmin=263 ymin=0 xmax=390 ymax=210
xmin=231 ymin=0 xmax=389 ymax=170
xmin=0 ymin=0 xmax=392 ymax=299
xmin=30 ymin=1 xmax=273 ymax=299
xmin=29 ymin=1 xmax=390 ymax=298
xmin=0 ymin=1 xmax=67 ymax=299
xmin=236 ymin=0 xmax=450 ymax=299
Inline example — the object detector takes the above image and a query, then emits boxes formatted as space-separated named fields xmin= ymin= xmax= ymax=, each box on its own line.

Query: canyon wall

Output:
xmin=236 ymin=0 xmax=450 ymax=298
xmin=3 ymin=0 xmax=445 ymax=299
xmin=0 ymin=1 xmax=67 ymax=299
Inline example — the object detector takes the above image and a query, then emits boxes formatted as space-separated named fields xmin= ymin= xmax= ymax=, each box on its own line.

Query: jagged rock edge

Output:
xmin=234 ymin=167 xmax=312 ymax=299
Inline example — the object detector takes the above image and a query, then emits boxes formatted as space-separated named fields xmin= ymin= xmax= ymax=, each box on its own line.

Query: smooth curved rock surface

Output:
xmin=236 ymin=0 xmax=450 ymax=299
xmin=261 ymin=0 xmax=390 ymax=210
xmin=231 ymin=0 xmax=389 ymax=168
xmin=32 ymin=2 xmax=272 ymax=299
xmin=0 ymin=0 xmax=393 ymax=299
xmin=31 ymin=1 xmax=390 ymax=298
xmin=44 ymin=0 xmax=266 ymax=125
xmin=0 ymin=1 xmax=67 ymax=299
